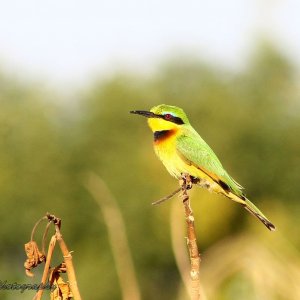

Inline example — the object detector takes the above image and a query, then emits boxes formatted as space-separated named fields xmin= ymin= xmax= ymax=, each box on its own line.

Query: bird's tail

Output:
xmin=226 ymin=191 xmax=276 ymax=231
xmin=243 ymin=198 xmax=276 ymax=231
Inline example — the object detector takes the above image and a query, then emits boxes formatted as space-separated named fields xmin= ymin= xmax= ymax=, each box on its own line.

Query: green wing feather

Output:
xmin=176 ymin=128 xmax=275 ymax=231
xmin=176 ymin=130 xmax=244 ymax=197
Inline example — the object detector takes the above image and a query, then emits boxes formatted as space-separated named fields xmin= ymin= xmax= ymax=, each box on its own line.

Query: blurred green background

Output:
xmin=0 ymin=41 xmax=300 ymax=299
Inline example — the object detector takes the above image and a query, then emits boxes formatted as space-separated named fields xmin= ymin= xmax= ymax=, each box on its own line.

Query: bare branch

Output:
xmin=152 ymin=187 xmax=182 ymax=205
xmin=181 ymin=175 xmax=201 ymax=300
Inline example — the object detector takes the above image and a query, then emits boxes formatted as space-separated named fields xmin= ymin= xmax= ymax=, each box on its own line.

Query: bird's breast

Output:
xmin=152 ymin=129 xmax=217 ymax=182
xmin=153 ymin=129 xmax=182 ymax=178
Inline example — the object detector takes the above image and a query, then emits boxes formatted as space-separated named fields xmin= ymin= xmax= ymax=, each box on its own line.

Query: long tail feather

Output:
xmin=244 ymin=199 xmax=276 ymax=231
xmin=224 ymin=190 xmax=276 ymax=231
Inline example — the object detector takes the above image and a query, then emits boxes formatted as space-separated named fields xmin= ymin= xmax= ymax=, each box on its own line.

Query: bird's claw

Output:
xmin=180 ymin=173 xmax=193 ymax=190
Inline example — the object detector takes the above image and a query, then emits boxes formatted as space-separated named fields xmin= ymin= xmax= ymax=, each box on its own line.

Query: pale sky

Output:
xmin=0 ymin=0 xmax=299 ymax=87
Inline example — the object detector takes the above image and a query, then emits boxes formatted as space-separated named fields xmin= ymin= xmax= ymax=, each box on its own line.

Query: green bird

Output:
xmin=131 ymin=104 xmax=275 ymax=231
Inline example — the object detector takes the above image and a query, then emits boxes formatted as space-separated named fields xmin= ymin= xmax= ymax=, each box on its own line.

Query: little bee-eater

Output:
xmin=130 ymin=104 xmax=275 ymax=231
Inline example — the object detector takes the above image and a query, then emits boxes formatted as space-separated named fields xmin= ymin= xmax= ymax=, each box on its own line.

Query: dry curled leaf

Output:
xmin=50 ymin=266 xmax=73 ymax=300
xmin=24 ymin=241 xmax=46 ymax=277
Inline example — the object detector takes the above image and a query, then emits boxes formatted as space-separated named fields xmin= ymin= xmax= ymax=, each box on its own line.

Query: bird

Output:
xmin=130 ymin=104 xmax=275 ymax=231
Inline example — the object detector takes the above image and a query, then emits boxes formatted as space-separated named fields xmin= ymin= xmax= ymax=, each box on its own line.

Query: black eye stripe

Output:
xmin=172 ymin=116 xmax=184 ymax=125
xmin=162 ymin=114 xmax=184 ymax=125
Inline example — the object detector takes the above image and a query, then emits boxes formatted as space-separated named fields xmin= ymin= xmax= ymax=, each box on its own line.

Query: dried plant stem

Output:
xmin=181 ymin=176 xmax=201 ymax=300
xmin=85 ymin=172 xmax=141 ymax=300
xmin=31 ymin=213 xmax=81 ymax=300
xmin=33 ymin=235 xmax=57 ymax=300
xmin=30 ymin=216 xmax=48 ymax=241
xmin=28 ymin=213 xmax=82 ymax=300
xmin=42 ymin=221 xmax=52 ymax=255
xmin=54 ymin=224 xmax=82 ymax=300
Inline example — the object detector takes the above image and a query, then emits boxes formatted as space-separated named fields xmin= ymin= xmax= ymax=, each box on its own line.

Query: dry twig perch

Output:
xmin=154 ymin=174 xmax=201 ymax=300
xmin=181 ymin=175 xmax=201 ymax=300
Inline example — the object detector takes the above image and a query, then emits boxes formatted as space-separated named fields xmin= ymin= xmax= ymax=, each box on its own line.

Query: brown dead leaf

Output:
xmin=24 ymin=241 xmax=46 ymax=277
xmin=49 ymin=264 xmax=73 ymax=300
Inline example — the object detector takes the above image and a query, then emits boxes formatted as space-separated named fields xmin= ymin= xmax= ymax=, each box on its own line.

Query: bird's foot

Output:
xmin=180 ymin=174 xmax=194 ymax=203
xmin=180 ymin=173 xmax=195 ymax=190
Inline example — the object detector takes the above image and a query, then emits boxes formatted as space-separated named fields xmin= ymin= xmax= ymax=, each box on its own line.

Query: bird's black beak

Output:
xmin=130 ymin=110 xmax=158 ymax=118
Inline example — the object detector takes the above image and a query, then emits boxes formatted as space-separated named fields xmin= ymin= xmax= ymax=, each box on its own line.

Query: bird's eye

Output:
xmin=164 ymin=113 xmax=172 ymax=120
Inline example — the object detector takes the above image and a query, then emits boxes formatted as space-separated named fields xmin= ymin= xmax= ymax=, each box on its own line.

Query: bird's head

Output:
xmin=130 ymin=104 xmax=190 ymax=132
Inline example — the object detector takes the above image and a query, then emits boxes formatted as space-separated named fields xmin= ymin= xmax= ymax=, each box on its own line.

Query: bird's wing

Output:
xmin=176 ymin=133 xmax=244 ymax=197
